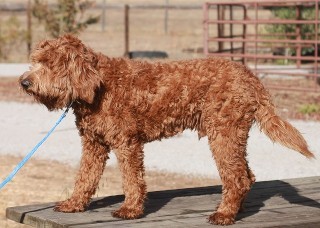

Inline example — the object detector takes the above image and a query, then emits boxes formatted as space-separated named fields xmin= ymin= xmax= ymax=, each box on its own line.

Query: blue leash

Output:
xmin=0 ymin=103 xmax=72 ymax=189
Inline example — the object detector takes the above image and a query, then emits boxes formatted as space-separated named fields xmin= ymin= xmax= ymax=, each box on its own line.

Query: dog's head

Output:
xmin=19 ymin=34 xmax=101 ymax=111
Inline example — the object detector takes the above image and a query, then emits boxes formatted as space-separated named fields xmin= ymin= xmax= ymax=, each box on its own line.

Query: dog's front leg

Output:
xmin=54 ymin=136 xmax=110 ymax=212
xmin=112 ymin=143 xmax=147 ymax=219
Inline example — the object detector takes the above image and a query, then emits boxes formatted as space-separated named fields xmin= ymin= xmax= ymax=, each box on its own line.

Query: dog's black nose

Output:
xmin=21 ymin=79 xmax=32 ymax=89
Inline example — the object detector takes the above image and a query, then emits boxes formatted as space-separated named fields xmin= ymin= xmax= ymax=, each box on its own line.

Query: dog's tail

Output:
xmin=255 ymin=97 xmax=315 ymax=159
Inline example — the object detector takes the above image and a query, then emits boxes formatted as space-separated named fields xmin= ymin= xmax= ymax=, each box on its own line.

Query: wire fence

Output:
xmin=0 ymin=1 xmax=205 ymax=62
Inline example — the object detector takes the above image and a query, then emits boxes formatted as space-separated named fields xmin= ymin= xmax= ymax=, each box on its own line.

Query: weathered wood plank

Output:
xmin=6 ymin=176 xmax=320 ymax=227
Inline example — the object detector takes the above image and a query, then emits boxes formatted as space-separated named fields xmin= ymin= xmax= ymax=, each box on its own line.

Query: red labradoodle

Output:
xmin=19 ymin=34 xmax=314 ymax=225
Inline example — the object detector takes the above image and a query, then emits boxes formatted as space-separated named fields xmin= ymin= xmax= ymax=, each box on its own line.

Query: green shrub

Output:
xmin=0 ymin=16 xmax=27 ymax=61
xmin=266 ymin=7 xmax=316 ymax=56
xmin=298 ymin=104 xmax=320 ymax=114
xmin=32 ymin=0 xmax=100 ymax=38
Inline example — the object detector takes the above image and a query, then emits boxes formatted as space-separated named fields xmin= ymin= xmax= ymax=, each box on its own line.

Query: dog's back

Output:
xmin=103 ymin=57 xmax=314 ymax=160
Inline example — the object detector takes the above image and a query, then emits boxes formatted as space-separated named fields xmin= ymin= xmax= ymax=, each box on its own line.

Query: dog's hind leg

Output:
xmin=112 ymin=143 xmax=147 ymax=219
xmin=206 ymin=118 xmax=255 ymax=225
xmin=54 ymin=137 xmax=110 ymax=212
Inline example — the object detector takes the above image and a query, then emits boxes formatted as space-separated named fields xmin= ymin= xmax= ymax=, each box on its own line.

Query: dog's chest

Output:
xmin=75 ymin=108 xmax=138 ymax=148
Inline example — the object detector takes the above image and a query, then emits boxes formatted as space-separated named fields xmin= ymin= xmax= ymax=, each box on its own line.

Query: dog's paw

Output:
xmin=207 ymin=212 xmax=235 ymax=225
xmin=54 ymin=199 xmax=86 ymax=213
xmin=112 ymin=207 xmax=143 ymax=220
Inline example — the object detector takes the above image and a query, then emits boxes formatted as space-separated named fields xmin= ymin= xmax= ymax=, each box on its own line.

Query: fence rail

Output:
xmin=203 ymin=0 xmax=320 ymax=92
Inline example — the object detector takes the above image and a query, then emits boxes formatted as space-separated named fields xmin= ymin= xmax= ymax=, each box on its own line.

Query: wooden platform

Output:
xmin=6 ymin=176 xmax=320 ymax=227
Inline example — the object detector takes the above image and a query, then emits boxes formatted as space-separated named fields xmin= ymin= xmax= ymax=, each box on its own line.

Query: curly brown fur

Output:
xmin=19 ymin=34 xmax=314 ymax=225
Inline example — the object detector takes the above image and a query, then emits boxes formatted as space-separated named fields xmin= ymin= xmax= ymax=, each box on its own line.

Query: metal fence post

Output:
xmin=124 ymin=4 xmax=130 ymax=57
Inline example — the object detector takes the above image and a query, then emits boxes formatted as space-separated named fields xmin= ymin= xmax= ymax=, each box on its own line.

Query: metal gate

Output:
xmin=203 ymin=0 xmax=320 ymax=92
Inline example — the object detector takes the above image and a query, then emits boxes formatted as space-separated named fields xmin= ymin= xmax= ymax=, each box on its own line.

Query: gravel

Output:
xmin=1 ymin=101 xmax=319 ymax=181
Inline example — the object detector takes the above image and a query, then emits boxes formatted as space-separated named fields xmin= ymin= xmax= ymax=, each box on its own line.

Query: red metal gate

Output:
xmin=203 ymin=0 xmax=320 ymax=92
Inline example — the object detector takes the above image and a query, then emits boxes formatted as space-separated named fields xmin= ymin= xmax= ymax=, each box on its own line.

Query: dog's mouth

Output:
xmin=20 ymin=85 xmax=70 ymax=111
xmin=23 ymin=88 xmax=35 ymax=97
xmin=34 ymin=93 xmax=70 ymax=111
xmin=19 ymin=74 xmax=71 ymax=110
xmin=20 ymin=86 xmax=36 ymax=99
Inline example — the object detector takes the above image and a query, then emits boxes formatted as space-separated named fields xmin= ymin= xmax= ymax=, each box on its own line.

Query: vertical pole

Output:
xmin=27 ymin=0 xmax=32 ymax=57
xmin=203 ymin=3 xmax=209 ymax=55
xmin=101 ymin=0 xmax=106 ymax=32
xmin=295 ymin=5 xmax=302 ymax=68
xmin=242 ymin=6 xmax=247 ymax=65
xmin=217 ymin=5 xmax=225 ymax=52
xmin=164 ymin=0 xmax=169 ymax=34
xmin=124 ymin=4 xmax=129 ymax=57
xmin=254 ymin=2 xmax=258 ymax=72
xmin=315 ymin=0 xmax=319 ymax=85
xmin=229 ymin=5 xmax=234 ymax=61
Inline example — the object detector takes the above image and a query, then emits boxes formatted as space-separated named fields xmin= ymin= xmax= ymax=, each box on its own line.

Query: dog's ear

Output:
xmin=57 ymin=35 xmax=101 ymax=104
xmin=69 ymin=52 xmax=102 ymax=104
xmin=30 ymin=39 xmax=54 ymax=64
